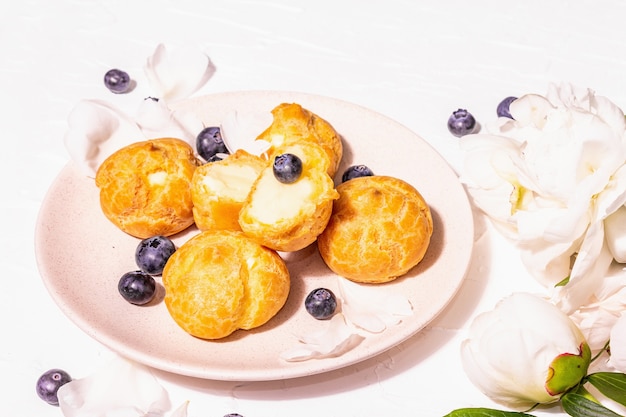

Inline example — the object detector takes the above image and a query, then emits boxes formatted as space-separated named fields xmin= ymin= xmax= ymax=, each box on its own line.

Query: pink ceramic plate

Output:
xmin=35 ymin=91 xmax=473 ymax=381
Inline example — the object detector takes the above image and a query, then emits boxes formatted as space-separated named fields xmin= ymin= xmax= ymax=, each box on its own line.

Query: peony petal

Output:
xmin=144 ymin=43 xmax=214 ymax=102
xmin=57 ymin=355 xmax=170 ymax=417
xmin=553 ymin=220 xmax=613 ymax=314
xmin=220 ymin=110 xmax=272 ymax=156
xmin=169 ymin=401 xmax=189 ymax=417
xmin=608 ymin=313 xmax=626 ymax=372
xmin=135 ymin=98 xmax=203 ymax=146
xmin=337 ymin=278 xmax=412 ymax=333
xmin=605 ymin=205 xmax=626 ymax=262
xmin=64 ymin=99 xmax=143 ymax=177
xmin=280 ymin=314 xmax=363 ymax=362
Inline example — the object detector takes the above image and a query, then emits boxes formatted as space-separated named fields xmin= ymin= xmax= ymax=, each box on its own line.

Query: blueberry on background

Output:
xmin=103 ymin=68 xmax=131 ymax=94
xmin=497 ymin=96 xmax=518 ymax=119
xmin=447 ymin=109 xmax=476 ymax=137
xmin=36 ymin=368 xmax=72 ymax=406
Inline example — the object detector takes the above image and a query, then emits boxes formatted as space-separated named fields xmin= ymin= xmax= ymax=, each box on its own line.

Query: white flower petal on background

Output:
xmin=337 ymin=278 xmax=412 ymax=333
xmin=64 ymin=99 xmax=143 ymax=177
xmin=461 ymin=292 xmax=590 ymax=411
xmin=144 ymin=43 xmax=214 ymax=102
xmin=57 ymin=355 xmax=171 ymax=417
xmin=220 ymin=110 xmax=272 ymax=156
xmin=280 ymin=314 xmax=364 ymax=362
xmin=135 ymin=98 xmax=203 ymax=146
xmin=608 ymin=313 xmax=626 ymax=372
xmin=169 ymin=401 xmax=189 ymax=417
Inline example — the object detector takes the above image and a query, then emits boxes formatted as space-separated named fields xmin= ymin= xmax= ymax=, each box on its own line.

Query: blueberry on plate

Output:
xmin=118 ymin=271 xmax=157 ymax=305
xmin=135 ymin=235 xmax=176 ymax=275
xmin=197 ymin=126 xmax=229 ymax=162
xmin=36 ymin=368 xmax=72 ymax=406
xmin=273 ymin=153 xmax=303 ymax=184
xmin=447 ymin=109 xmax=476 ymax=137
xmin=305 ymin=288 xmax=337 ymax=320
xmin=341 ymin=164 xmax=374 ymax=183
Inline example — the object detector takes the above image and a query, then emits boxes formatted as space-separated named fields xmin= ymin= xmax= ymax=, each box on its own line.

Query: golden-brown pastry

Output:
xmin=162 ymin=230 xmax=290 ymax=340
xmin=95 ymin=138 xmax=199 ymax=238
xmin=317 ymin=175 xmax=433 ymax=283
xmin=256 ymin=103 xmax=343 ymax=178
xmin=191 ymin=150 xmax=267 ymax=232
xmin=238 ymin=142 xmax=339 ymax=252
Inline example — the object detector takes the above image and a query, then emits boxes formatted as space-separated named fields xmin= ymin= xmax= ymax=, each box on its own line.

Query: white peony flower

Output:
xmin=460 ymin=83 xmax=626 ymax=313
xmin=608 ymin=313 xmax=626 ymax=372
xmin=461 ymin=292 xmax=591 ymax=411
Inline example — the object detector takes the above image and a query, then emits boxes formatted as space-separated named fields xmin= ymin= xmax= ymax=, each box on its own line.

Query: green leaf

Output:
xmin=443 ymin=408 xmax=536 ymax=417
xmin=561 ymin=392 xmax=623 ymax=417
xmin=587 ymin=372 xmax=626 ymax=407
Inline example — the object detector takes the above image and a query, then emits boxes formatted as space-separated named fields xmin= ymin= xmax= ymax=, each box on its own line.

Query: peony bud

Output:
xmin=461 ymin=292 xmax=591 ymax=410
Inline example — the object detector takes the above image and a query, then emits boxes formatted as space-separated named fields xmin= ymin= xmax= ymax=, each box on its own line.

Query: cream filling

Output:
xmin=200 ymin=164 xmax=260 ymax=201
xmin=247 ymin=173 xmax=315 ymax=224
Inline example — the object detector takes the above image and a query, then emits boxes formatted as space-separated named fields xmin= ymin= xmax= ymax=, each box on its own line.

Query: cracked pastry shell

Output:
xmin=317 ymin=175 xmax=433 ymax=283
xmin=162 ymin=229 xmax=290 ymax=340
xmin=95 ymin=138 xmax=200 ymax=238
xmin=256 ymin=102 xmax=343 ymax=178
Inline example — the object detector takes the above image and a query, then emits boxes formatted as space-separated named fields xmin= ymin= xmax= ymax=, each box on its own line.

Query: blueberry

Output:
xmin=135 ymin=235 xmax=176 ymax=275
xmin=341 ymin=164 xmax=374 ymax=183
xmin=36 ymin=368 xmax=72 ymax=406
xmin=497 ymin=96 xmax=517 ymax=119
xmin=447 ymin=109 xmax=476 ymax=137
xmin=118 ymin=271 xmax=156 ymax=305
xmin=305 ymin=288 xmax=337 ymax=320
xmin=103 ymin=69 xmax=131 ymax=94
xmin=273 ymin=153 xmax=303 ymax=184
xmin=197 ymin=126 xmax=229 ymax=161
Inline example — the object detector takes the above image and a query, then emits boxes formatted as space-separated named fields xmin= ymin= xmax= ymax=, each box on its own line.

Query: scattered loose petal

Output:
xmin=64 ymin=99 xmax=143 ymax=177
xmin=135 ymin=98 xmax=203 ymax=146
xmin=57 ymin=356 xmax=170 ymax=417
xmin=338 ymin=278 xmax=412 ymax=333
xmin=280 ymin=314 xmax=364 ymax=361
xmin=220 ymin=110 xmax=272 ymax=156
xmin=169 ymin=401 xmax=189 ymax=417
xmin=144 ymin=43 xmax=214 ymax=102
